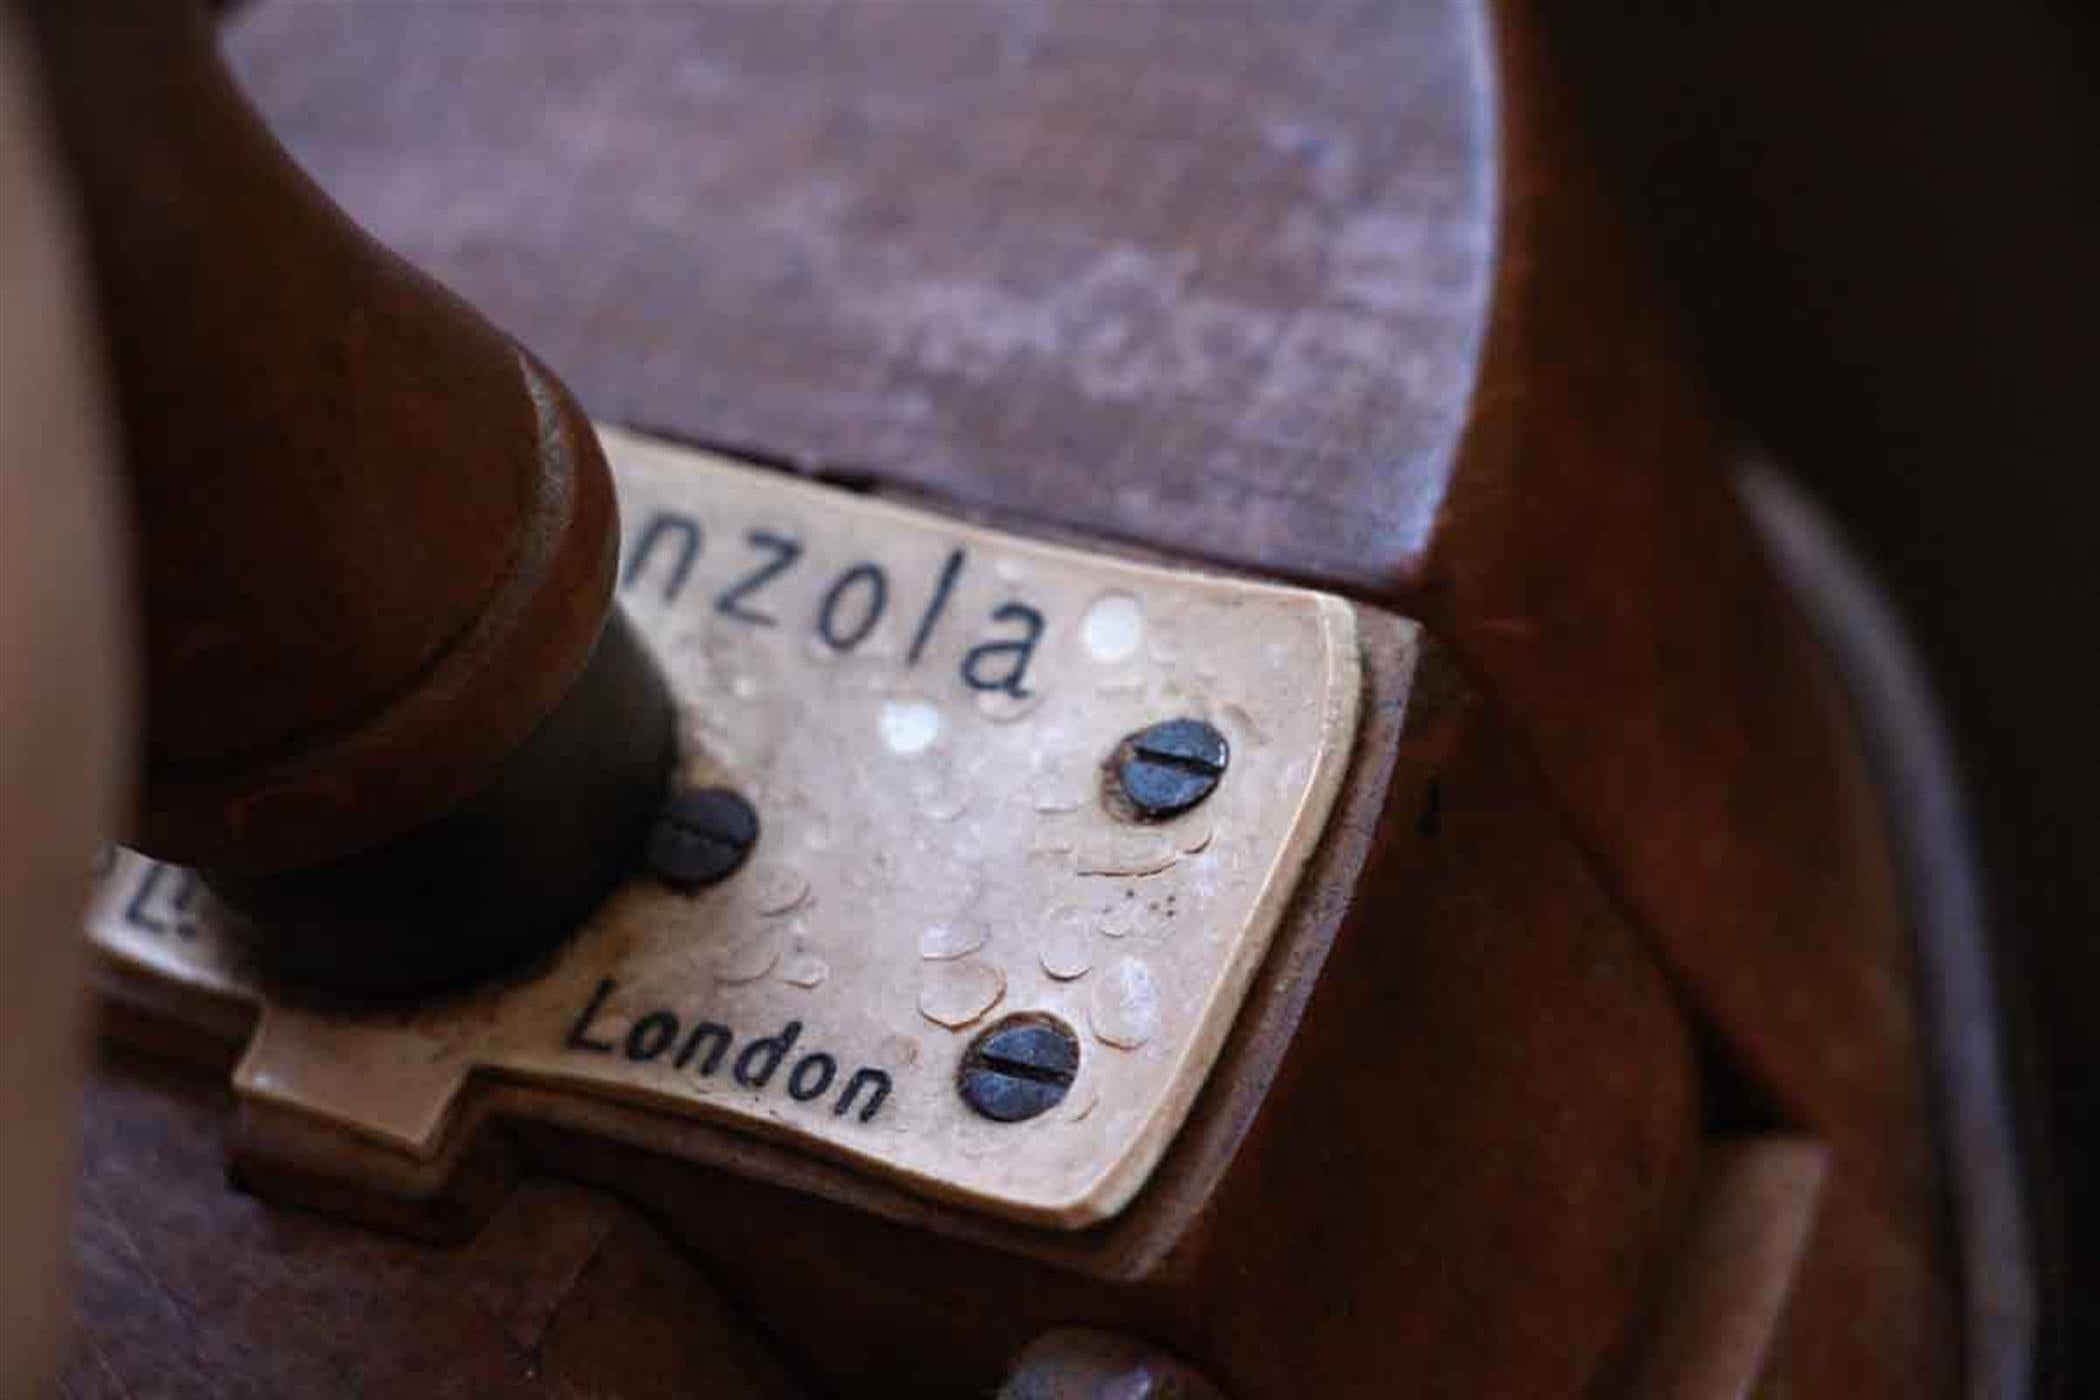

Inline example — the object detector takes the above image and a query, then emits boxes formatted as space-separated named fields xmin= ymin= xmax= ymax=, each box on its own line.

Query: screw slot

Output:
xmin=1106 ymin=717 xmax=1229 ymax=822
xmin=958 ymin=1013 xmax=1081 ymax=1122
xmin=646 ymin=786 xmax=758 ymax=892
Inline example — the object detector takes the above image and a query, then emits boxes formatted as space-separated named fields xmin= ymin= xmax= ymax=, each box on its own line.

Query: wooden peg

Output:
xmin=26 ymin=0 xmax=673 ymax=993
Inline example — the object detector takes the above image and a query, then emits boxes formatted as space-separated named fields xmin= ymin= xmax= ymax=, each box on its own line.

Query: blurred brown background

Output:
xmin=1534 ymin=3 xmax=2099 ymax=1387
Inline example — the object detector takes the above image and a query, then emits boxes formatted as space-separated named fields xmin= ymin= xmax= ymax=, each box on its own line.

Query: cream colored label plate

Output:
xmin=86 ymin=427 xmax=1360 ymax=1228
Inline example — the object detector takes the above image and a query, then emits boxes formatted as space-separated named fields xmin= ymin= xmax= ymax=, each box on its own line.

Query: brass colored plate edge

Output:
xmin=1067 ymin=593 xmax=1359 ymax=1222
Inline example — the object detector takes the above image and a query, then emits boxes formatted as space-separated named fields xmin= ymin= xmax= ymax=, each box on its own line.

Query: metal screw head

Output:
xmin=958 ymin=1013 xmax=1081 ymax=1122
xmin=1108 ymin=717 xmax=1229 ymax=821
xmin=646 ymin=786 xmax=758 ymax=891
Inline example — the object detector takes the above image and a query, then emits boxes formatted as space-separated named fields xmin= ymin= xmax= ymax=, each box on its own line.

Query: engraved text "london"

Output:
xmin=563 ymin=976 xmax=893 ymax=1123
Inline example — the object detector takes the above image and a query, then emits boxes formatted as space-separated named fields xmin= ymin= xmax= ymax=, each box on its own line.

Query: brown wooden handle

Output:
xmin=27 ymin=0 xmax=673 ymax=993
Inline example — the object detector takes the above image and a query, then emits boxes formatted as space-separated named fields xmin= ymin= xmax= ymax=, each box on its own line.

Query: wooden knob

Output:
xmin=27 ymin=0 xmax=673 ymax=993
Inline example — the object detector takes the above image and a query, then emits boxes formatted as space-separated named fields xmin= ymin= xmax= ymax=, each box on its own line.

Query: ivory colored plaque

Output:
xmin=85 ymin=427 xmax=1361 ymax=1227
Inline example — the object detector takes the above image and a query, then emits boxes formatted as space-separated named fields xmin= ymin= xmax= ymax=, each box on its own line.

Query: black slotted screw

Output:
xmin=958 ymin=1014 xmax=1081 ymax=1122
xmin=646 ymin=786 xmax=758 ymax=891
xmin=1109 ymin=717 xmax=1229 ymax=821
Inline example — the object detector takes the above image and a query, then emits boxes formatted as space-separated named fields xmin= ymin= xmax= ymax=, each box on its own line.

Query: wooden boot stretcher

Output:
xmin=0 ymin=0 xmax=2035 ymax=1396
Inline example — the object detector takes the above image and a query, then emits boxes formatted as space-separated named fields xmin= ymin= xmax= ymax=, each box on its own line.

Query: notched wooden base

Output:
xmin=87 ymin=623 xmax=1790 ymax=1397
